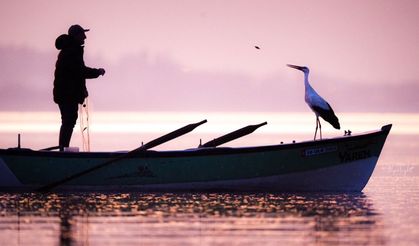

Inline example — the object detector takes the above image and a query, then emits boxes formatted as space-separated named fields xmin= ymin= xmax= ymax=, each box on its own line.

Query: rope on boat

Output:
xmin=80 ymin=98 xmax=90 ymax=152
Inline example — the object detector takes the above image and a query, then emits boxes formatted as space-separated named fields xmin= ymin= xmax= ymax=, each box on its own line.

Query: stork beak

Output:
xmin=286 ymin=64 xmax=304 ymax=71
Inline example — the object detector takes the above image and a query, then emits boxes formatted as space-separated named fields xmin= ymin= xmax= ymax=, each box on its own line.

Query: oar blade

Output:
xmin=200 ymin=121 xmax=267 ymax=148
xmin=139 ymin=119 xmax=207 ymax=151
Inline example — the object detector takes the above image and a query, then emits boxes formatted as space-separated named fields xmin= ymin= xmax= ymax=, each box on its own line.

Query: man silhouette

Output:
xmin=53 ymin=24 xmax=105 ymax=150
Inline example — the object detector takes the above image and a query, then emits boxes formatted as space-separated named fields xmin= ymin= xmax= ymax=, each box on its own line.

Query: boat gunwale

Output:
xmin=0 ymin=124 xmax=392 ymax=159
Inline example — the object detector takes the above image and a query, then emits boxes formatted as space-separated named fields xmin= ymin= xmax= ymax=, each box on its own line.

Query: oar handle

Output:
xmin=200 ymin=121 xmax=267 ymax=148
xmin=37 ymin=119 xmax=207 ymax=192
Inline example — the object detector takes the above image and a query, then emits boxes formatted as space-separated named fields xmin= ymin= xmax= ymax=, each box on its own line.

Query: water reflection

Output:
xmin=0 ymin=192 xmax=384 ymax=245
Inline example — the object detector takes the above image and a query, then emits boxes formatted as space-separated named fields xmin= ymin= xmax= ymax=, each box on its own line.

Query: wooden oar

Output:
xmin=39 ymin=146 xmax=61 ymax=151
xmin=37 ymin=119 xmax=207 ymax=192
xmin=199 ymin=122 xmax=267 ymax=148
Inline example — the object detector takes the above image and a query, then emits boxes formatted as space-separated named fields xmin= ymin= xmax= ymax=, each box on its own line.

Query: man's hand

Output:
xmin=98 ymin=68 xmax=106 ymax=76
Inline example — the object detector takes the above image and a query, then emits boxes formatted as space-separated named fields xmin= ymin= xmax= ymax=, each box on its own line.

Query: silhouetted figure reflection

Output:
xmin=59 ymin=211 xmax=73 ymax=245
xmin=53 ymin=24 xmax=105 ymax=150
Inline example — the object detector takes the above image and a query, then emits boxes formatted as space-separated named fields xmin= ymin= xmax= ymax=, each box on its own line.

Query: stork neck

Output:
xmin=303 ymin=72 xmax=311 ymax=89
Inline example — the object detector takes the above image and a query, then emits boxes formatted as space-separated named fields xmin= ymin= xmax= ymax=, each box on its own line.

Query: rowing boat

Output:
xmin=0 ymin=124 xmax=391 ymax=192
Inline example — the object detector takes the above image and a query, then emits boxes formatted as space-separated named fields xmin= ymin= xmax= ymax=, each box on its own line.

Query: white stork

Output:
xmin=287 ymin=64 xmax=340 ymax=140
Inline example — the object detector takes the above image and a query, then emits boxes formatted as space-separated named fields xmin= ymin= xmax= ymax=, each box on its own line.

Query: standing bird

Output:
xmin=287 ymin=64 xmax=340 ymax=140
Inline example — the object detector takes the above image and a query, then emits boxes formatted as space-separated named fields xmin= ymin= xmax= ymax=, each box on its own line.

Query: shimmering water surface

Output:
xmin=0 ymin=113 xmax=419 ymax=245
xmin=1 ymin=176 xmax=418 ymax=245
xmin=0 ymin=191 xmax=392 ymax=245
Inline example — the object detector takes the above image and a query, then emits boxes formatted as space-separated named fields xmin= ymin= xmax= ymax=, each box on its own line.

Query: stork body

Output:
xmin=287 ymin=64 xmax=340 ymax=140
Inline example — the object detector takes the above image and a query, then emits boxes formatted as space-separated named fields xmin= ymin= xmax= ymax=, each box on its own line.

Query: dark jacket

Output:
xmin=53 ymin=34 xmax=102 ymax=104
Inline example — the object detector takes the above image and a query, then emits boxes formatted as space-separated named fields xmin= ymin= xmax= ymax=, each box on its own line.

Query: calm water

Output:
xmin=0 ymin=113 xmax=419 ymax=245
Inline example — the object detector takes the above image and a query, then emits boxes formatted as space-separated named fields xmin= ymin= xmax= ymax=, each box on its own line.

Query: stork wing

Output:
xmin=311 ymin=103 xmax=340 ymax=129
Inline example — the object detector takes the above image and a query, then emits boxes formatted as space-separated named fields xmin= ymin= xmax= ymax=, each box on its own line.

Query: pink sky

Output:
xmin=0 ymin=0 xmax=419 ymax=112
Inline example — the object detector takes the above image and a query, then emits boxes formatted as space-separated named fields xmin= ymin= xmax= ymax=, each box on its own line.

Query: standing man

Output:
xmin=53 ymin=24 xmax=105 ymax=150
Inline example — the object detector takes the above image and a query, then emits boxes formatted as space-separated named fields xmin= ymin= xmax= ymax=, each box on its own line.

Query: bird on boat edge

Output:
xmin=287 ymin=64 xmax=340 ymax=140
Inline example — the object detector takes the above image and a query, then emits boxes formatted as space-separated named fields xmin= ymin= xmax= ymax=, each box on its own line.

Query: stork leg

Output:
xmin=314 ymin=116 xmax=319 ymax=140
xmin=318 ymin=118 xmax=322 ymax=140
